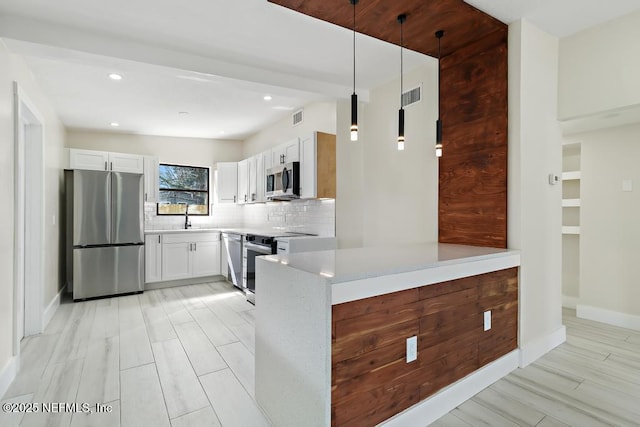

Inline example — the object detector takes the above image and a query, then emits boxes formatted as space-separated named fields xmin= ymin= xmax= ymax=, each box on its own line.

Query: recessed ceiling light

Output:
xmin=110 ymin=122 xmax=120 ymax=127
xmin=264 ymin=95 xmax=273 ymax=101
xmin=108 ymin=73 xmax=123 ymax=81
xmin=178 ymin=111 xmax=189 ymax=116
xmin=219 ymin=131 xmax=225 ymax=135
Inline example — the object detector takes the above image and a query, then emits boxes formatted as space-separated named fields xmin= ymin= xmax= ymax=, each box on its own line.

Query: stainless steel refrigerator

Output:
xmin=65 ymin=169 xmax=144 ymax=300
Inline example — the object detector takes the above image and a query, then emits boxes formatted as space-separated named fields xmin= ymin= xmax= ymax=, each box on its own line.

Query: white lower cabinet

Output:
xmin=162 ymin=240 xmax=192 ymax=281
xmin=145 ymin=234 xmax=163 ymax=283
xmin=147 ymin=231 xmax=221 ymax=283
xmin=191 ymin=240 xmax=220 ymax=276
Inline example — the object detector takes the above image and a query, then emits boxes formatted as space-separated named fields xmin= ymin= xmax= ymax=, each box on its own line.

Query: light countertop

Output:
xmin=144 ymin=228 xmax=221 ymax=234
xmin=145 ymin=227 xmax=321 ymax=238
xmin=261 ymin=242 xmax=520 ymax=285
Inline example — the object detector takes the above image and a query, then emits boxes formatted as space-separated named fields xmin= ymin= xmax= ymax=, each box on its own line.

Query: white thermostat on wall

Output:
xmin=548 ymin=174 xmax=560 ymax=185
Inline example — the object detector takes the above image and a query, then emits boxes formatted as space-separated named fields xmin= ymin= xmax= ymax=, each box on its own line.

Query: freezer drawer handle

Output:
xmin=104 ymin=161 xmax=108 ymax=171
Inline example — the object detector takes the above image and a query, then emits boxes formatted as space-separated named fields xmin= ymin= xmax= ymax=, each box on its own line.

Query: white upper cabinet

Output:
xmin=143 ymin=155 xmax=159 ymax=203
xmin=69 ymin=148 xmax=144 ymax=173
xmin=216 ymin=162 xmax=238 ymax=204
xmin=237 ymin=159 xmax=249 ymax=204
xmin=256 ymin=150 xmax=271 ymax=203
xmin=109 ymin=152 xmax=144 ymax=173
xmin=271 ymin=138 xmax=300 ymax=165
xmin=69 ymin=149 xmax=109 ymax=171
xmin=248 ymin=155 xmax=258 ymax=203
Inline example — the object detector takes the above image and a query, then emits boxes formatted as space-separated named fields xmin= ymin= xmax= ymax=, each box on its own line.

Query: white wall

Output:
xmin=558 ymin=10 xmax=640 ymax=120
xmin=0 ymin=40 xmax=66 ymax=394
xmin=508 ymin=20 xmax=564 ymax=366
xmin=242 ymin=101 xmax=336 ymax=158
xmin=571 ymin=123 xmax=640 ymax=326
xmin=337 ymin=61 xmax=439 ymax=248
xmin=335 ymin=98 xmax=365 ymax=248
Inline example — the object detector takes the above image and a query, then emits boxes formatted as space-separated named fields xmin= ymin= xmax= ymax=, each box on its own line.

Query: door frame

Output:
xmin=13 ymin=82 xmax=45 ymax=355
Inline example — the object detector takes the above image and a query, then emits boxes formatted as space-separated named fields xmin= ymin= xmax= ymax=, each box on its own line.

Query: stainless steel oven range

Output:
xmin=242 ymin=234 xmax=277 ymax=305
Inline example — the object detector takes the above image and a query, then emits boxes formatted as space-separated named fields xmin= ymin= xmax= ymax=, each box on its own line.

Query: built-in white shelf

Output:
xmin=562 ymin=226 xmax=580 ymax=235
xmin=562 ymin=199 xmax=581 ymax=207
xmin=562 ymin=171 xmax=581 ymax=181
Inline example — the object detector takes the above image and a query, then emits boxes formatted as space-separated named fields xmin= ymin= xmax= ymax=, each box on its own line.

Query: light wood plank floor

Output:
xmin=0 ymin=281 xmax=267 ymax=427
xmin=431 ymin=308 xmax=640 ymax=427
xmin=2 ymin=283 xmax=639 ymax=427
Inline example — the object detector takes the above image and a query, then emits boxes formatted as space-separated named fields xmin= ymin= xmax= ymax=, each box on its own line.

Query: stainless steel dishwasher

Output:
xmin=222 ymin=232 xmax=243 ymax=291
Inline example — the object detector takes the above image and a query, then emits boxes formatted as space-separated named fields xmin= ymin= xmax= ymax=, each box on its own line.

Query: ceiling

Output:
xmin=0 ymin=0 xmax=639 ymax=140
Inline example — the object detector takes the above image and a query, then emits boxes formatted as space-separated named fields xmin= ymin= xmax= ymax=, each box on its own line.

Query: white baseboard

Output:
xmin=562 ymin=295 xmax=578 ymax=309
xmin=144 ymin=275 xmax=226 ymax=291
xmin=518 ymin=326 xmax=566 ymax=367
xmin=0 ymin=356 xmax=19 ymax=400
xmin=577 ymin=304 xmax=640 ymax=331
xmin=42 ymin=287 xmax=63 ymax=331
xmin=381 ymin=350 xmax=519 ymax=427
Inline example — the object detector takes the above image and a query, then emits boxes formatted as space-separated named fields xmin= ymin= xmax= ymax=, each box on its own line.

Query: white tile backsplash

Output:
xmin=144 ymin=199 xmax=335 ymax=236
xmin=144 ymin=203 xmax=244 ymax=230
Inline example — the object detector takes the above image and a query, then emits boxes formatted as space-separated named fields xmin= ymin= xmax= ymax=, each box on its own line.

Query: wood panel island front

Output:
xmin=255 ymin=243 xmax=520 ymax=426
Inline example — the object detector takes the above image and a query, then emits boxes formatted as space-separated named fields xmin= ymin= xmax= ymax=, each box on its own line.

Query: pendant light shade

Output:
xmin=397 ymin=14 xmax=407 ymax=151
xmin=435 ymin=30 xmax=444 ymax=158
xmin=350 ymin=0 xmax=359 ymax=141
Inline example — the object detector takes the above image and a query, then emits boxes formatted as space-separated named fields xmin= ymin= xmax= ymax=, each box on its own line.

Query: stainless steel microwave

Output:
xmin=266 ymin=162 xmax=300 ymax=200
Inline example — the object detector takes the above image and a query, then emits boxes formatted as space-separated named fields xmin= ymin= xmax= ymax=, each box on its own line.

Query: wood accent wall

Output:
xmin=316 ymin=132 xmax=337 ymax=199
xmin=331 ymin=268 xmax=518 ymax=426
xmin=438 ymin=30 xmax=509 ymax=248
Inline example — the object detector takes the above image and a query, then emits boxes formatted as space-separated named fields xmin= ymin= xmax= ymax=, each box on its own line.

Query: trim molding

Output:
xmin=518 ymin=326 xmax=566 ymax=368
xmin=0 ymin=356 xmax=19 ymax=400
xmin=43 ymin=287 xmax=63 ymax=331
xmin=562 ymin=295 xmax=579 ymax=309
xmin=144 ymin=275 xmax=226 ymax=291
xmin=577 ymin=304 xmax=640 ymax=332
xmin=381 ymin=351 xmax=519 ymax=427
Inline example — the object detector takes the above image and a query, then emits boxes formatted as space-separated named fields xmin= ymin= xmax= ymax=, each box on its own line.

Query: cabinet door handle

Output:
xmin=158 ymin=235 xmax=161 ymax=244
xmin=104 ymin=161 xmax=108 ymax=171
xmin=233 ymin=195 xmax=236 ymax=203
xmin=244 ymin=194 xmax=247 ymax=202
xmin=145 ymin=193 xmax=148 ymax=202
xmin=194 ymin=243 xmax=197 ymax=251
xmin=110 ymin=162 xmax=113 ymax=171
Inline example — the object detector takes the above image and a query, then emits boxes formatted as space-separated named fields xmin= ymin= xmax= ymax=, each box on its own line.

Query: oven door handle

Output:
xmin=244 ymin=242 xmax=272 ymax=255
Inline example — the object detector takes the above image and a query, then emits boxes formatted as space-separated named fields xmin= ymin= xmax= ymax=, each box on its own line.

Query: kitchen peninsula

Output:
xmin=255 ymin=243 xmax=520 ymax=426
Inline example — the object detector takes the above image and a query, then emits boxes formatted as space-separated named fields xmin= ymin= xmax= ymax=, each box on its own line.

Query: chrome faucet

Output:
xmin=184 ymin=205 xmax=191 ymax=229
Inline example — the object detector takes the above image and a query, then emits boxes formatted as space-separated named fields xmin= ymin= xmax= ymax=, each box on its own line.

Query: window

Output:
xmin=157 ymin=163 xmax=209 ymax=215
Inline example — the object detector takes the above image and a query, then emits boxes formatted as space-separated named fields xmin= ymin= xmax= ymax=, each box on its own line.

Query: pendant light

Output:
xmin=397 ymin=14 xmax=407 ymax=151
xmin=350 ymin=0 xmax=359 ymax=141
xmin=435 ymin=30 xmax=444 ymax=158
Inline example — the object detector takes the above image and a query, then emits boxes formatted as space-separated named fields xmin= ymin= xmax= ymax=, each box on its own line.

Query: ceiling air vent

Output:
xmin=292 ymin=109 xmax=304 ymax=126
xmin=401 ymin=84 xmax=422 ymax=108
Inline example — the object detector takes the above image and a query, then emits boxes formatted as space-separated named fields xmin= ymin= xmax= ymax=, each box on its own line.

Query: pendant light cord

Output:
xmin=400 ymin=18 xmax=404 ymax=108
xmin=350 ymin=0 xmax=358 ymax=94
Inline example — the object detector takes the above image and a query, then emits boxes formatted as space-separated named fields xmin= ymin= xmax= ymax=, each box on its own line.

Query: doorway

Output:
xmin=13 ymin=82 xmax=45 ymax=356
